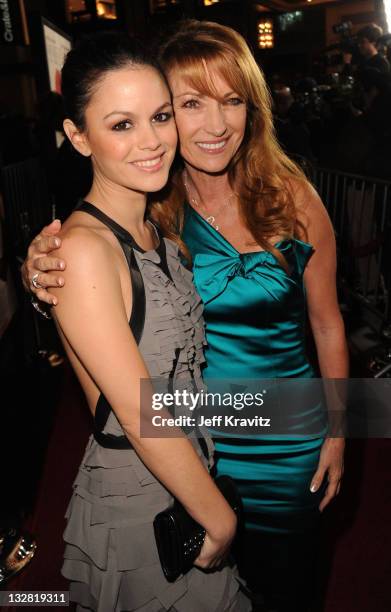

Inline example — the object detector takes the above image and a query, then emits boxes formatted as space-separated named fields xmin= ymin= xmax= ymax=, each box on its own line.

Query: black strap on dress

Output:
xmin=75 ymin=200 xmax=147 ymax=449
xmin=74 ymin=201 xmax=208 ymax=460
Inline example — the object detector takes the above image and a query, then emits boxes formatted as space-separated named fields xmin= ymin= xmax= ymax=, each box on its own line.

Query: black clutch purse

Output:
xmin=153 ymin=475 xmax=242 ymax=582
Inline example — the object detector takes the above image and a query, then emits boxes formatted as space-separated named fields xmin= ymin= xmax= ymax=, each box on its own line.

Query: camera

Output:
xmin=333 ymin=21 xmax=353 ymax=37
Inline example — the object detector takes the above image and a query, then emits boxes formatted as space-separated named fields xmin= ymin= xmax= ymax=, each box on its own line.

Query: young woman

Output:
xmin=40 ymin=31 xmax=250 ymax=612
xmin=24 ymin=21 xmax=347 ymax=612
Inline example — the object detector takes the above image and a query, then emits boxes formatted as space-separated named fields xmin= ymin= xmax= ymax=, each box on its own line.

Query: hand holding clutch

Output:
xmin=153 ymin=475 xmax=242 ymax=582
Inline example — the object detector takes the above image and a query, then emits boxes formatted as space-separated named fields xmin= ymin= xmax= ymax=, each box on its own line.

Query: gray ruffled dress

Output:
xmin=61 ymin=203 xmax=250 ymax=612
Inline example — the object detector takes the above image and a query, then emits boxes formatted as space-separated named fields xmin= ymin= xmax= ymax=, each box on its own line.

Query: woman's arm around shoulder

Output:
xmin=22 ymin=220 xmax=64 ymax=304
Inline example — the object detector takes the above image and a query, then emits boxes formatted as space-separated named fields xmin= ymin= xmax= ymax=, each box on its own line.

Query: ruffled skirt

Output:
xmin=61 ymin=436 xmax=250 ymax=612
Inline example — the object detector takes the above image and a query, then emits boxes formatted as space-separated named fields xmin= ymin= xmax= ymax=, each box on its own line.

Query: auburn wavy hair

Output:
xmin=150 ymin=19 xmax=308 ymax=264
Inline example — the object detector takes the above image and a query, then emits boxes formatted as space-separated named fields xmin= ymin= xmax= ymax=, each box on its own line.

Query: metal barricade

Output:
xmin=311 ymin=167 xmax=391 ymax=327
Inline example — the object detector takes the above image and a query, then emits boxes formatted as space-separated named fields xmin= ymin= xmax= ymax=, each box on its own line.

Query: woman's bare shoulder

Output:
xmin=284 ymin=176 xmax=331 ymax=241
xmin=51 ymin=218 xmax=119 ymax=290
xmin=285 ymin=176 xmax=322 ymax=213
xmin=57 ymin=212 xmax=114 ymax=260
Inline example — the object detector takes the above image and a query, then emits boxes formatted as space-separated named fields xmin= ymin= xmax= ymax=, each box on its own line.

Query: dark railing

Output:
xmin=311 ymin=167 xmax=391 ymax=327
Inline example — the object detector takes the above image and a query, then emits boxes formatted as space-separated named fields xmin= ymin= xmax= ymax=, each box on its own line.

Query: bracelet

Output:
xmin=31 ymin=296 xmax=52 ymax=320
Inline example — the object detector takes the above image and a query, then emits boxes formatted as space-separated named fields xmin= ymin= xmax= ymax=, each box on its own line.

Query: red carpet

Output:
xmin=5 ymin=366 xmax=391 ymax=612
xmin=319 ymin=438 xmax=391 ymax=611
xmin=4 ymin=366 xmax=91 ymax=610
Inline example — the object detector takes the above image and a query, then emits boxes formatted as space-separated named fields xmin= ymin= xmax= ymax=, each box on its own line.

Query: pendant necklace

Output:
xmin=183 ymin=170 xmax=236 ymax=232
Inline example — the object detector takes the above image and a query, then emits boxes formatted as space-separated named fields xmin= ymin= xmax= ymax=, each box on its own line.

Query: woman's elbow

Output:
xmin=309 ymin=311 xmax=346 ymax=339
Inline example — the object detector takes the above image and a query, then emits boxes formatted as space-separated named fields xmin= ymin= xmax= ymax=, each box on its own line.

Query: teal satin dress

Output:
xmin=182 ymin=204 xmax=324 ymax=535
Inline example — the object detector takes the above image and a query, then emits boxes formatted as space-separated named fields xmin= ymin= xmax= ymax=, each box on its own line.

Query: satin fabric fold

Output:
xmin=182 ymin=205 xmax=324 ymax=534
xmin=193 ymin=249 xmax=293 ymax=305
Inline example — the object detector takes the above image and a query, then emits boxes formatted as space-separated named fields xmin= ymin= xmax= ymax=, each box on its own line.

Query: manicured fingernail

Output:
xmin=52 ymin=298 xmax=57 ymax=306
xmin=310 ymin=484 xmax=318 ymax=493
xmin=53 ymin=219 xmax=61 ymax=224
xmin=54 ymin=239 xmax=60 ymax=247
xmin=58 ymin=262 xmax=65 ymax=270
xmin=57 ymin=278 xmax=64 ymax=286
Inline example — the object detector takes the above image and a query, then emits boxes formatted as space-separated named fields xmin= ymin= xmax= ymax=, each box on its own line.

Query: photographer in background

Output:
xmin=357 ymin=24 xmax=390 ymax=75
xmin=334 ymin=66 xmax=391 ymax=179
xmin=272 ymin=85 xmax=316 ymax=166
xmin=359 ymin=67 xmax=391 ymax=179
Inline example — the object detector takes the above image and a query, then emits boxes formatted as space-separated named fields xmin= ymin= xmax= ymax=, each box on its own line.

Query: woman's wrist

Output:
xmin=204 ymin=505 xmax=237 ymax=542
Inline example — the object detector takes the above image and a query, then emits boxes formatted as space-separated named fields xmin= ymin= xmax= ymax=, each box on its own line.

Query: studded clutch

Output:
xmin=153 ymin=475 xmax=242 ymax=582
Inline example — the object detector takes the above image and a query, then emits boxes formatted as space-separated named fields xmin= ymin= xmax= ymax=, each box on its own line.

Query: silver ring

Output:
xmin=31 ymin=273 xmax=42 ymax=290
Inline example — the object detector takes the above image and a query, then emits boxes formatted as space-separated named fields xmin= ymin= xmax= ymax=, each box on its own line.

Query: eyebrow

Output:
xmin=174 ymin=91 xmax=204 ymax=98
xmin=103 ymin=102 xmax=172 ymax=120
xmin=174 ymin=91 xmax=238 ymax=99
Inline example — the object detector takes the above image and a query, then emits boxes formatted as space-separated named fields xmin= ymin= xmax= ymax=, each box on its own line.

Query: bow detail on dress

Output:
xmin=193 ymin=250 xmax=290 ymax=304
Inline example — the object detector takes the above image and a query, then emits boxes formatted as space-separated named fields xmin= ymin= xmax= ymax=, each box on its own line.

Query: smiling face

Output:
xmin=168 ymin=68 xmax=247 ymax=175
xmin=66 ymin=64 xmax=177 ymax=194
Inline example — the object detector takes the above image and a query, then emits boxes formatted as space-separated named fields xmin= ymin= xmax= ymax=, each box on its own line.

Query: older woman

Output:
xmin=23 ymin=20 xmax=347 ymax=612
